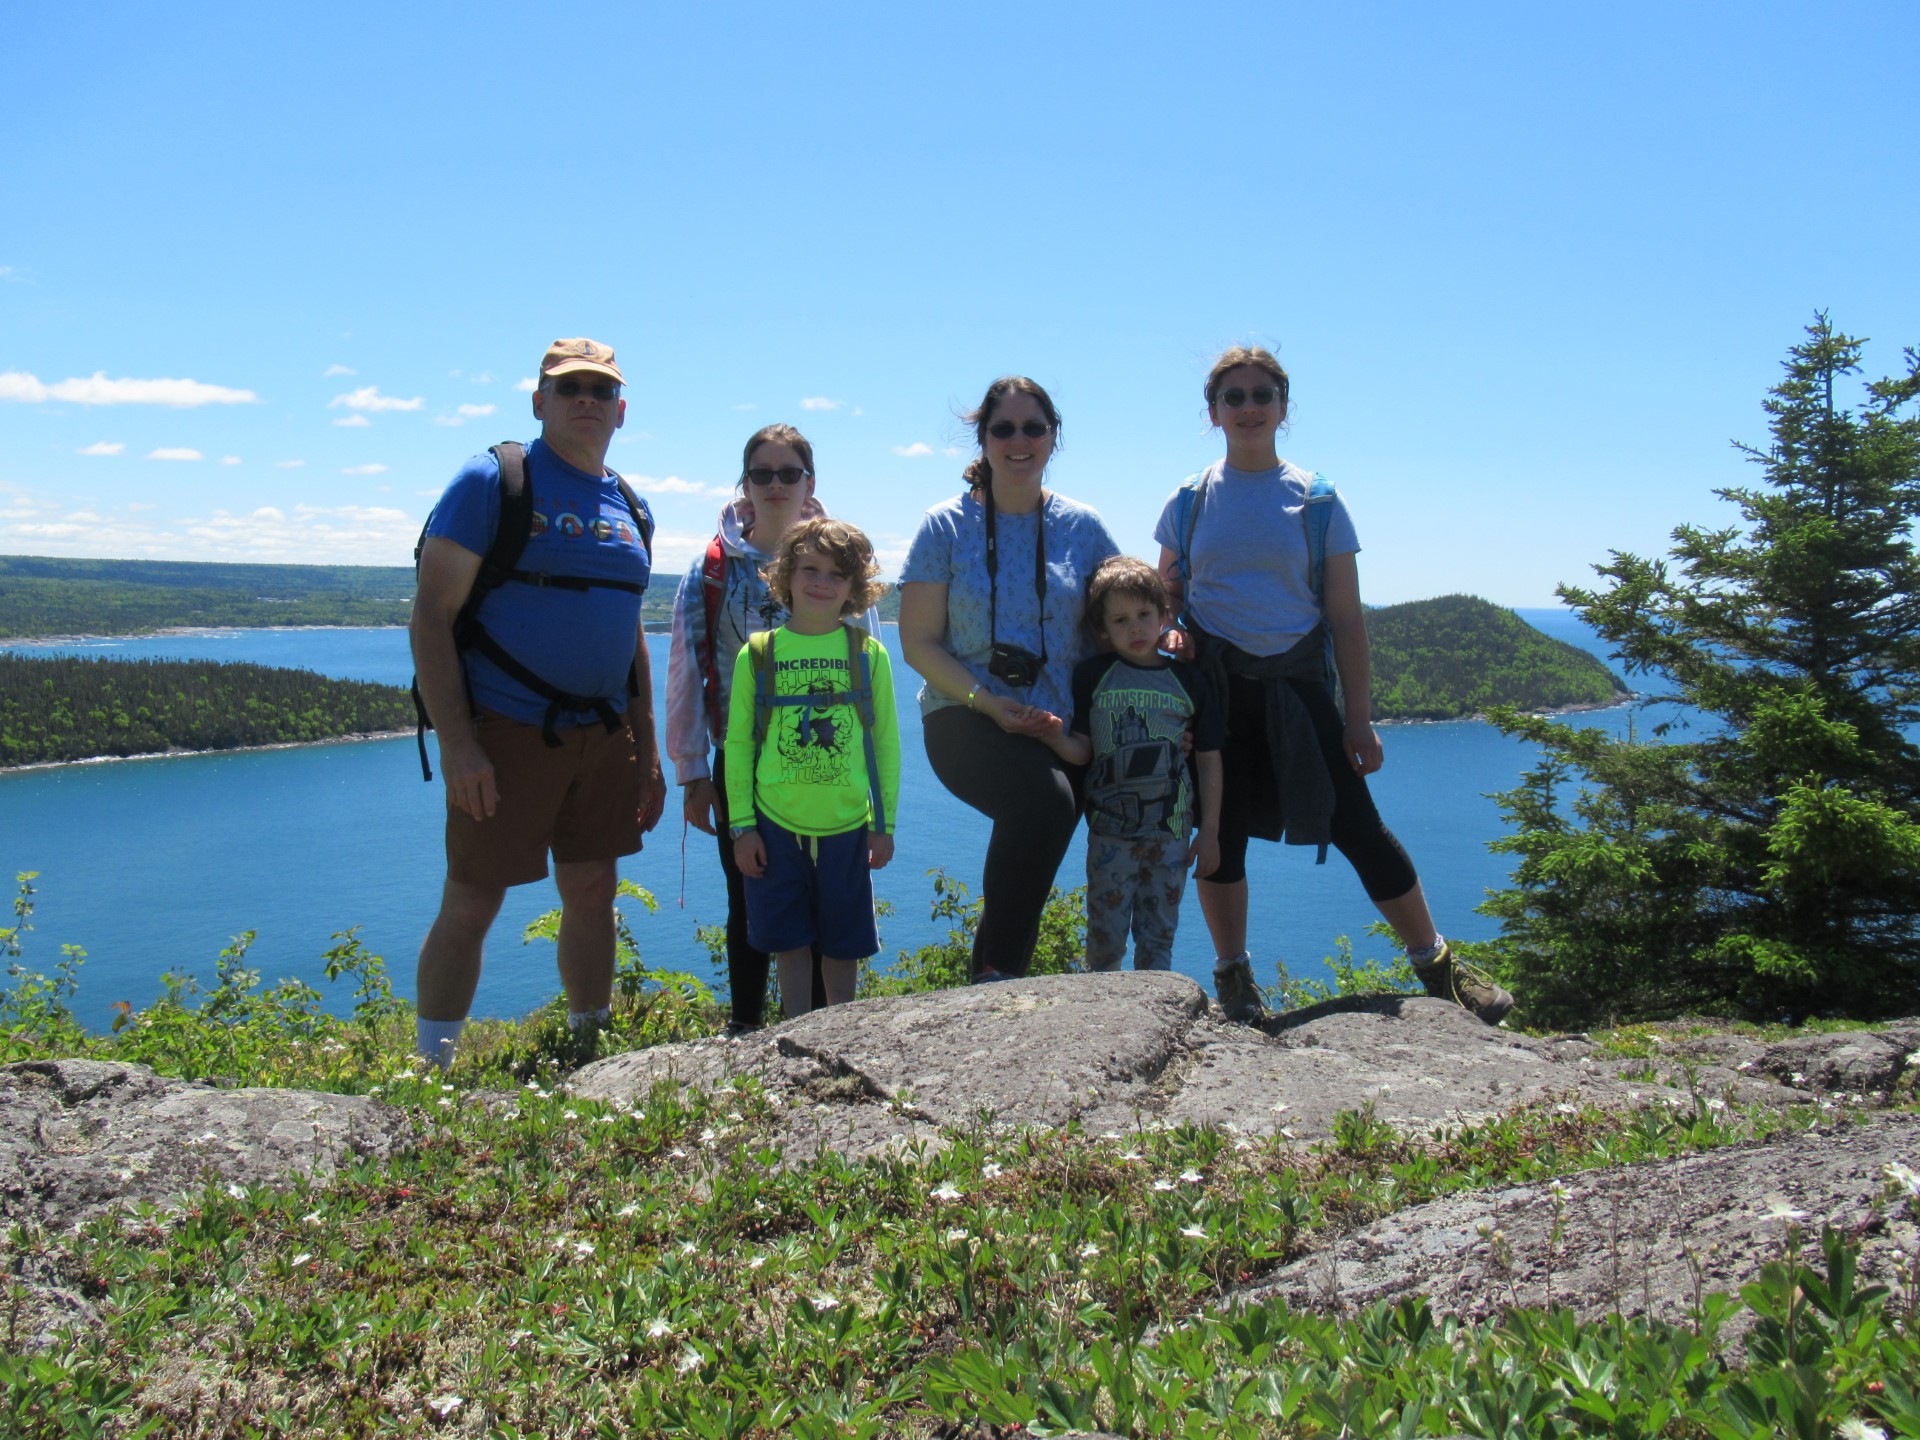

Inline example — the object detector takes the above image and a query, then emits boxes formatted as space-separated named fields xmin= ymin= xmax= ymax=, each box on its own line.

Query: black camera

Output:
xmin=987 ymin=643 xmax=1042 ymax=688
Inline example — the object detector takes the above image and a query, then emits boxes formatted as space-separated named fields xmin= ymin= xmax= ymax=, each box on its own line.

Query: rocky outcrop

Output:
xmin=570 ymin=973 xmax=1821 ymax=1160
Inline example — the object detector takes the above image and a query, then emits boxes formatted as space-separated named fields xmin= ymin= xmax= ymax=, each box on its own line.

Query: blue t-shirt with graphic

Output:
xmin=900 ymin=490 xmax=1120 ymax=724
xmin=1153 ymin=461 xmax=1359 ymax=657
xmin=1070 ymin=654 xmax=1224 ymax=839
xmin=424 ymin=438 xmax=653 ymax=727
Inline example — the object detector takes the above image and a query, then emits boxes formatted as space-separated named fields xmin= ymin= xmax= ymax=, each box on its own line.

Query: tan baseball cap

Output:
xmin=539 ymin=337 xmax=625 ymax=384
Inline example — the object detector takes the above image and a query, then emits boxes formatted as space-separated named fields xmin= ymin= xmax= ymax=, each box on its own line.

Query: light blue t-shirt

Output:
xmin=424 ymin=438 xmax=653 ymax=727
xmin=1153 ymin=460 xmax=1358 ymax=657
xmin=900 ymin=490 xmax=1120 ymax=722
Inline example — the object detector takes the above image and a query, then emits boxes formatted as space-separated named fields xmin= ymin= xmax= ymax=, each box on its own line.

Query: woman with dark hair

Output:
xmin=899 ymin=377 xmax=1119 ymax=980
xmin=1157 ymin=347 xmax=1513 ymax=1025
xmin=666 ymin=423 xmax=879 ymax=1033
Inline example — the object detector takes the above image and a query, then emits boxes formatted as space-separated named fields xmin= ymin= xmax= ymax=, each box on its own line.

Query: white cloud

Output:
xmin=146 ymin=447 xmax=204 ymax=461
xmin=458 ymin=403 xmax=495 ymax=418
xmin=799 ymin=397 xmax=840 ymax=412
xmin=0 ymin=371 xmax=258 ymax=407
xmin=76 ymin=441 xmax=125 ymax=456
xmin=892 ymin=442 xmax=934 ymax=458
xmin=0 ymin=486 xmax=421 ymax=564
xmin=515 ymin=377 xmax=538 ymax=392
xmin=333 ymin=414 xmax=372 ymax=428
xmin=732 ymin=402 xmax=757 ymax=412
xmin=329 ymin=385 xmax=424 ymax=413
xmin=323 ymin=364 xmax=356 ymax=377
xmin=943 ymin=446 xmax=967 ymax=458
xmin=274 ymin=460 xmax=306 ymax=469
xmin=341 ymin=463 xmax=389 ymax=475
xmin=626 ymin=474 xmax=709 ymax=495
xmin=220 ymin=456 xmax=242 ymax=466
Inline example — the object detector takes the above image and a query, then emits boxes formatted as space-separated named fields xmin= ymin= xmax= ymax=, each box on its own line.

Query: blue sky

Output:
xmin=4 ymin=1 xmax=1915 ymax=606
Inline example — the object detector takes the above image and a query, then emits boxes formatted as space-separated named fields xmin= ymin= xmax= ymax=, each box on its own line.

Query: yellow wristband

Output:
xmin=965 ymin=684 xmax=980 ymax=709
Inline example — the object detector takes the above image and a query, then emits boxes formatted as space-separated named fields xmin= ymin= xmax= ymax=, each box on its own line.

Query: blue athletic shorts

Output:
xmin=743 ymin=819 xmax=880 ymax=960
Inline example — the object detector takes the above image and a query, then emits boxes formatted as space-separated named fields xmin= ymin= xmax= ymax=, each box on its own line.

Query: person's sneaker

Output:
xmin=1411 ymin=942 xmax=1515 ymax=1025
xmin=972 ymin=967 xmax=1012 ymax=985
xmin=723 ymin=1020 xmax=761 ymax=1040
xmin=1213 ymin=953 xmax=1268 ymax=1025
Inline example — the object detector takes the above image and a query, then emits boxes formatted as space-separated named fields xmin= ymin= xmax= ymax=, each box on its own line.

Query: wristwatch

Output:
xmin=729 ymin=825 xmax=754 ymax=841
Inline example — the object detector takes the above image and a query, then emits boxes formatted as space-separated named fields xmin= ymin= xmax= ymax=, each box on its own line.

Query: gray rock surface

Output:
xmin=0 ymin=1058 xmax=411 ymax=1232
xmin=571 ymin=973 xmax=1792 ymax=1161
xmin=1224 ymin=1114 xmax=1920 ymax=1348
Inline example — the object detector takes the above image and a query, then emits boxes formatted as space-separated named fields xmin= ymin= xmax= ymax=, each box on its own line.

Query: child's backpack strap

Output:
xmin=1304 ymin=472 xmax=1338 ymax=686
xmin=697 ymin=534 xmax=729 ymax=734
xmin=1169 ymin=463 xmax=1217 ymax=630
xmin=843 ymin=624 xmax=886 ymax=834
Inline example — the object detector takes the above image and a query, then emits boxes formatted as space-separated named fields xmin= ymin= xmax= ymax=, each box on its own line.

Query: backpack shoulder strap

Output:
xmin=697 ymin=534 xmax=729 ymax=733
xmin=483 ymin=442 xmax=535 ymax=582
xmin=608 ymin=471 xmax=654 ymax=557
xmin=1303 ymin=472 xmax=1337 ymax=607
xmin=748 ymin=628 xmax=774 ymax=746
xmin=844 ymin=624 xmax=886 ymax=833
xmin=1171 ymin=464 xmax=1216 ymax=589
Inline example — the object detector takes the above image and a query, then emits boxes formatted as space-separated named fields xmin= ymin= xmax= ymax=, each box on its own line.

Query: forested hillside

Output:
xmin=1368 ymin=594 xmax=1628 ymax=720
xmin=0 ymin=655 xmax=415 ymax=767
xmin=0 ymin=555 xmax=689 ymax=636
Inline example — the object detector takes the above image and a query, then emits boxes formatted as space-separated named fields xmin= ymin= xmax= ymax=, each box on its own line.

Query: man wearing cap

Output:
xmin=410 ymin=337 xmax=665 ymax=1069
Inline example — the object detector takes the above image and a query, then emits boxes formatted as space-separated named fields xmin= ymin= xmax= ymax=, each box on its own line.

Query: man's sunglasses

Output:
xmin=988 ymin=419 xmax=1052 ymax=440
xmin=1218 ymin=386 xmax=1279 ymax=409
xmin=745 ymin=466 xmax=811 ymax=486
xmin=551 ymin=377 xmax=621 ymax=401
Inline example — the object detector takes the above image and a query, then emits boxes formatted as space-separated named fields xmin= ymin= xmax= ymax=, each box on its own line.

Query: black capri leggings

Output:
xmin=1210 ymin=671 xmax=1419 ymax=900
xmin=922 ymin=705 xmax=1083 ymax=978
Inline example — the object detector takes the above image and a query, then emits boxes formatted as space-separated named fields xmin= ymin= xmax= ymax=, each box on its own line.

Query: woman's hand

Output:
xmin=1161 ymin=624 xmax=1193 ymax=661
xmin=683 ymin=777 xmax=719 ymax=835
xmin=1343 ymin=717 xmax=1383 ymax=776
xmin=982 ymin=692 xmax=1051 ymax=736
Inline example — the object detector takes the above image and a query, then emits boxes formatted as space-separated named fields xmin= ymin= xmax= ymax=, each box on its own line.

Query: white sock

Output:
xmin=1407 ymin=936 xmax=1447 ymax=965
xmin=416 ymin=1017 xmax=464 ymax=1070
xmin=568 ymin=1006 xmax=612 ymax=1031
xmin=1213 ymin=950 xmax=1251 ymax=974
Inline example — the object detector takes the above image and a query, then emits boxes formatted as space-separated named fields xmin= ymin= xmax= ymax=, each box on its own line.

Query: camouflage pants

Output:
xmin=1084 ymin=832 xmax=1192 ymax=972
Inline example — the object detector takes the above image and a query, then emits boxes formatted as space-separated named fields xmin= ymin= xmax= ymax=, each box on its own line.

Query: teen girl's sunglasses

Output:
xmin=550 ymin=377 xmax=622 ymax=401
xmin=745 ymin=466 xmax=811 ymax=486
xmin=1218 ymin=386 xmax=1279 ymax=409
xmin=988 ymin=419 xmax=1052 ymax=440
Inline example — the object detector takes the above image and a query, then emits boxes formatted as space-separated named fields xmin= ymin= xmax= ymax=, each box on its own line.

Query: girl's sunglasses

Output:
xmin=988 ymin=419 xmax=1052 ymax=440
xmin=1218 ymin=386 xmax=1279 ymax=409
xmin=745 ymin=466 xmax=810 ymax=486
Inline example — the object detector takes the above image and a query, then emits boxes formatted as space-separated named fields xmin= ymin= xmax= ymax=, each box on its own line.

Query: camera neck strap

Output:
xmin=984 ymin=488 xmax=1049 ymax=664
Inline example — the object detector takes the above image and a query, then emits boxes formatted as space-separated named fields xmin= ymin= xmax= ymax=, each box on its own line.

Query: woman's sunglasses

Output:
xmin=988 ymin=419 xmax=1052 ymax=440
xmin=1218 ymin=386 xmax=1279 ymax=409
xmin=745 ymin=466 xmax=810 ymax=486
xmin=551 ymin=377 xmax=621 ymax=401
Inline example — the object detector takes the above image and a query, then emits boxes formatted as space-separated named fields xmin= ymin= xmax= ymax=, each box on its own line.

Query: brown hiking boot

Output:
xmin=1213 ymin=953 xmax=1269 ymax=1025
xmin=1412 ymin=942 xmax=1514 ymax=1025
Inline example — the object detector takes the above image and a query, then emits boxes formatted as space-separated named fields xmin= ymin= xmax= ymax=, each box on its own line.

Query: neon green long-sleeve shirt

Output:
xmin=723 ymin=624 xmax=901 ymax=836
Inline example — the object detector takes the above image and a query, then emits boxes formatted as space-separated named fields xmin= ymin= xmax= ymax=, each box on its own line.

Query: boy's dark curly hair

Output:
xmin=763 ymin=517 xmax=888 ymax=617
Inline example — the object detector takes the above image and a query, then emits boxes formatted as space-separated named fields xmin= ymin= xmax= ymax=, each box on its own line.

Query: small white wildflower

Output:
xmin=680 ymin=1241 xmax=698 ymax=1255
xmin=563 ymin=1110 xmax=579 ymax=1121
xmin=810 ymin=1293 xmax=840 ymax=1311
xmin=441 ymin=1083 xmax=454 ymax=1094
xmin=930 ymin=1183 xmax=963 ymax=1202
xmin=1079 ymin=1242 xmax=1100 ymax=1258
xmin=675 ymin=1347 xmax=701 ymax=1374
xmin=646 ymin=1318 xmax=673 ymax=1339
xmin=1548 ymin=1181 xmax=1568 ymax=1199
xmin=572 ymin=1240 xmax=596 ymax=1257
xmin=1119 ymin=1150 xmax=1142 ymax=1162
xmin=1179 ymin=1224 xmax=1207 ymax=1240
xmin=944 ymin=1227 xmax=970 ymax=1243
xmin=394 ymin=1066 xmax=418 ymax=1081
xmin=1179 ymin=1168 xmax=1204 ymax=1184
xmin=524 ymin=1079 xmax=542 ymax=1092
xmin=437 ymin=1098 xmax=453 ymax=1109
xmin=1791 ymin=1071 xmax=1807 ymax=1084
xmin=616 ymin=1203 xmax=640 ymax=1218
xmin=982 ymin=1161 xmax=1003 ymax=1179
xmin=1152 ymin=1178 xmax=1176 ymax=1192
xmin=291 ymin=1252 xmax=313 ymax=1267
xmin=726 ymin=1111 xmax=743 ymax=1124
xmin=669 ymin=1148 xmax=688 ymax=1160
xmin=199 ymin=1131 xmax=220 ymax=1142
xmin=1376 ymin=1084 xmax=1392 ymax=1097
xmin=301 ymin=1211 xmax=323 ymax=1226
xmin=1737 ymin=1059 xmax=1755 ymax=1072
xmin=1234 ymin=1139 xmax=1253 ymax=1152
xmin=1101 ymin=1130 xmax=1122 ymax=1140
xmin=427 ymin=1394 xmax=462 ymax=1417
xmin=1881 ymin=1162 xmax=1920 ymax=1196
xmin=1762 ymin=1203 xmax=1809 ymax=1223
xmin=1554 ymin=1102 xmax=1576 ymax=1115
xmin=1837 ymin=1419 xmax=1888 ymax=1440
xmin=1270 ymin=1102 xmax=1290 ymax=1113
xmin=1279 ymin=1126 xmax=1297 ymax=1140
xmin=1822 ymin=1100 xmax=1838 ymax=1111
xmin=225 ymin=1183 xmax=247 ymax=1201
xmin=748 ymin=1254 xmax=767 ymax=1269
xmin=598 ymin=1114 xmax=617 ymax=1125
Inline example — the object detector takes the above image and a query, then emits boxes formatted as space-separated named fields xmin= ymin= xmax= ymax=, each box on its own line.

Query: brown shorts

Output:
xmin=445 ymin=710 xmax=643 ymax=889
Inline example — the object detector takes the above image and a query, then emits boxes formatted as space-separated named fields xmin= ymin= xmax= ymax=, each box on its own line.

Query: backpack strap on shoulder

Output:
xmin=1171 ymin=463 xmax=1216 ymax=629
xmin=697 ymin=535 xmax=729 ymax=735
xmin=844 ymin=624 xmax=885 ymax=833
xmin=1304 ymin=472 xmax=1338 ymax=686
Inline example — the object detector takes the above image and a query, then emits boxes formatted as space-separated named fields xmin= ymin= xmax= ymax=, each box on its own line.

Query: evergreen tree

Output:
xmin=1482 ymin=315 xmax=1920 ymax=1024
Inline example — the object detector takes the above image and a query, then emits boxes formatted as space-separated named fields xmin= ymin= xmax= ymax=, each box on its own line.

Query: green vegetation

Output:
xmin=1368 ymin=594 xmax=1629 ymax=721
xmin=0 ymin=655 xmax=414 ymax=767
xmin=0 ymin=555 xmax=417 ymax=637
xmin=4 ymin=874 xmax=1916 ymax=1439
xmin=1483 ymin=316 xmax=1920 ymax=1025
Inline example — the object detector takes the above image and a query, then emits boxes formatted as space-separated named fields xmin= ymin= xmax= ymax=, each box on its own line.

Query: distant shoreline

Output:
xmin=0 ymin=729 xmax=416 ymax=775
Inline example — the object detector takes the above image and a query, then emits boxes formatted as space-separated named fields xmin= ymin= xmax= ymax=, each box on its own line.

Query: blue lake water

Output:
xmin=0 ymin=614 xmax=1648 ymax=1028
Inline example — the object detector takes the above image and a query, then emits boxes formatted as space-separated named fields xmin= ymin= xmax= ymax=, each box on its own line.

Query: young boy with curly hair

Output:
xmin=1037 ymin=556 xmax=1223 ymax=971
xmin=724 ymin=518 xmax=900 ymax=1015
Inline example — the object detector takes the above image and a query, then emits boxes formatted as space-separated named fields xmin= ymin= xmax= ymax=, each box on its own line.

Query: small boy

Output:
xmin=724 ymin=518 xmax=899 ymax=1017
xmin=1038 ymin=556 xmax=1224 ymax=971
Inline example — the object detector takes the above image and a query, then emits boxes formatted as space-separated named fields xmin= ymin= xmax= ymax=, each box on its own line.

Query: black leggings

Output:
xmin=923 ymin=706 xmax=1083 ymax=978
xmin=1210 ymin=672 xmax=1418 ymax=901
xmin=710 ymin=751 xmax=822 ymax=1025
